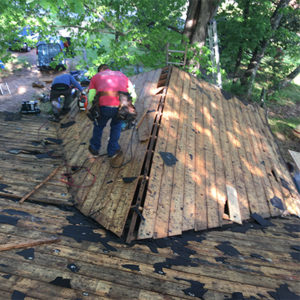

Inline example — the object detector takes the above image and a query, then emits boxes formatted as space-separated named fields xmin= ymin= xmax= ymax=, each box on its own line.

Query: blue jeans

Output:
xmin=89 ymin=106 xmax=122 ymax=157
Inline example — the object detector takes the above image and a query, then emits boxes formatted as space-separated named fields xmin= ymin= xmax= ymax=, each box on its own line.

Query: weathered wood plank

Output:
xmin=194 ymin=81 xmax=207 ymax=231
xmin=106 ymin=133 xmax=144 ymax=236
xmin=219 ymin=94 xmax=250 ymax=220
xmin=88 ymin=133 xmax=138 ymax=232
xmin=0 ymin=273 xmax=97 ymax=300
xmin=1 ymin=214 xmax=298 ymax=274
xmin=212 ymin=89 xmax=237 ymax=226
xmin=168 ymin=71 xmax=186 ymax=237
xmin=229 ymin=99 xmax=270 ymax=217
xmin=138 ymin=68 xmax=179 ymax=239
xmin=108 ymin=77 xmax=162 ymax=239
xmin=0 ymin=166 xmax=67 ymax=188
xmin=202 ymin=82 xmax=219 ymax=229
xmin=182 ymin=72 xmax=196 ymax=231
xmin=36 ymin=243 xmax=278 ymax=298
xmin=206 ymin=85 xmax=227 ymax=227
xmin=244 ymin=104 xmax=283 ymax=217
xmin=0 ymin=251 xmax=196 ymax=299
xmin=0 ymin=255 xmax=141 ymax=299
xmin=1 ymin=207 xmax=299 ymax=297
xmin=254 ymin=106 xmax=300 ymax=216
xmin=76 ymin=158 xmax=110 ymax=213
xmin=153 ymin=69 xmax=180 ymax=239
xmin=0 ymin=237 xmax=284 ymax=299
xmin=232 ymin=98 xmax=271 ymax=217
xmin=0 ymin=187 xmax=72 ymax=206
xmin=137 ymin=95 xmax=161 ymax=142
xmin=20 ymin=166 xmax=61 ymax=203
xmin=226 ymin=185 xmax=242 ymax=224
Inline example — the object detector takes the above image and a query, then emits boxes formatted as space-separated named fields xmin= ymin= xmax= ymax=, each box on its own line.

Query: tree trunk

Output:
xmin=270 ymin=65 xmax=300 ymax=91
xmin=240 ymin=0 xmax=291 ymax=99
xmin=278 ymin=65 xmax=300 ymax=89
xmin=233 ymin=0 xmax=250 ymax=78
xmin=183 ymin=0 xmax=220 ymax=73
xmin=182 ymin=0 xmax=200 ymax=42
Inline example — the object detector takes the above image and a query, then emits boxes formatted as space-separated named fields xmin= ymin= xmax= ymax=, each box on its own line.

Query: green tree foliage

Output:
xmin=1 ymin=0 xmax=298 ymax=102
xmin=216 ymin=0 xmax=299 ymax=100
xmin=0 ymin=0 xmax=186 ymax=74
xmin=0 ymin=0 xmax=28 ymax=60
xmin=183 ymin=0 xmax=221 ymax=75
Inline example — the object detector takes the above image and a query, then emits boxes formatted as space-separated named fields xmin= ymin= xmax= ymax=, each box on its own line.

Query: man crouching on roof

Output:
xmin=87 ymin=64 xmax=136 ymax=167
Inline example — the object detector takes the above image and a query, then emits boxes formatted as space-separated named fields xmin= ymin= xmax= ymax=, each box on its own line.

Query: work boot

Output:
xmin=48 ymin=115 xmax=60 ymax=122
xmin=88 ymin=145 xmax=99 ymax=156
xmin=110 ymin=149 xmax=124 ymax=168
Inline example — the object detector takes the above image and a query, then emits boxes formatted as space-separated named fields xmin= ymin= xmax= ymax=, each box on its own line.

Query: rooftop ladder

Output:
xmin=166 ymin=43 xmax=187 ymax=67
xmin=208 ymin=19 xmax=222 ymax=88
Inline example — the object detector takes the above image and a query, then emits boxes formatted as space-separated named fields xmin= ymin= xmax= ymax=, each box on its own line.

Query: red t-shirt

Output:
xmin=89 ymin=69 xmax=129 ymax=106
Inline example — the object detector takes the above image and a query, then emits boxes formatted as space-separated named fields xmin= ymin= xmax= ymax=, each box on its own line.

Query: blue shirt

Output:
xmin=52 ymin=74 xmax=83 ymax=91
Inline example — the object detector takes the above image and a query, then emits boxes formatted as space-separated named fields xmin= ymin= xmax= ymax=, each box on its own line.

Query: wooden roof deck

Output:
xmin=0 ymin=66 xmax=298 ymax=242
xmin=138 ymin=67 xmax=300 ymax=239
xmin=57 ymin=66 xmax=299 ymax=241
xmin=0 ymin=67 xmax=299 ymax=298
xmin=0 ymin=196 xmax=299 ymax=299
xmin=0 ymin=112 xmax=72 ymax=206
xmin=57 ymin=69 xmax=163 ymax=239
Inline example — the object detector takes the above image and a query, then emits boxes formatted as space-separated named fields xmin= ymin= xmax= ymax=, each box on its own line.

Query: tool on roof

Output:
xmin=21 ymin=100 xmax=41 ymax=114
xmin=78 ymin=93 xmax=88 ymax=111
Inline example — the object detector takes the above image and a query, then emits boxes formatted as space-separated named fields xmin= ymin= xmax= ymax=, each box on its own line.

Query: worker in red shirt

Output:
xmin=87 ymin=64 xmax=136 ymax=164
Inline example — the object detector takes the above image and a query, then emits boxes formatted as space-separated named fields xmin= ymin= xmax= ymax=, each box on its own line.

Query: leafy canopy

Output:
xmin=216 ymin=0 xmax=300 ymax=99
xmin=0 ymin=0 xmax=186 ymax=75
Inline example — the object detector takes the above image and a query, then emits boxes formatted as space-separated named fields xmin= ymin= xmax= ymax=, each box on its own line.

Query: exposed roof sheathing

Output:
xmin=0 ymin=68 xmax=299 ymax=298
xmin=0 ymin=67 xmax=298 ymax=241
xmin=0 ymin=113 xmax=72 ymax=206
xmin=56 ymin=66 xmax=299 ymax=240
xmin=58 ymin=69 xmax=162 ymax=237
xmin=0 ymin=197 xmax=299 ymax=299
xmin=138 ymin=67 xmax=300 ymax=239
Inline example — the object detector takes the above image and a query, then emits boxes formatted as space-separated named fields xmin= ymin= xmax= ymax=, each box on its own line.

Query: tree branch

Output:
xmin=167 ymin=25 xmax=183 ymax=34
xmin=83 ymin=4 xmax=133 ymax=36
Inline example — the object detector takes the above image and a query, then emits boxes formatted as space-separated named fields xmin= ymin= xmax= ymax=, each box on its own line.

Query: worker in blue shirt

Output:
xmin=50 ymin=72 xmax=85 ymax=118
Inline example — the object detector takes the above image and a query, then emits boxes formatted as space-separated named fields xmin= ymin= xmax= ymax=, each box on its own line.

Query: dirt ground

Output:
xmin=0 ymin=49 xmax=78 ymax=112
xmin=1 ymin=50 xmax=299 ymax=171
xmin=0 ymin=50 xmax=51 ymax=112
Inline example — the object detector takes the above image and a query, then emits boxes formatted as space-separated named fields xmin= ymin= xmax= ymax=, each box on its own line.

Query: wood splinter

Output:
xmin=19 ymin=166 xmax=61 ymax=203
xmin=0 ymin=237 xmax=60 ymax=251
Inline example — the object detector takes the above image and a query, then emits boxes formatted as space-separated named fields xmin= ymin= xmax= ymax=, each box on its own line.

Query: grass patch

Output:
xmin=268 ymin=116 xmax=300 ymax=140
xmin=269 ymin=117 xmax=299 ymax=130
xmin=267 ymin=83 xmax=300 ymax=106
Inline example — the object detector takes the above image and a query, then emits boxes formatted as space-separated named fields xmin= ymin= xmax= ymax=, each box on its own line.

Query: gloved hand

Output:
xmin=81 ymin=91 xmax=86 ymax=95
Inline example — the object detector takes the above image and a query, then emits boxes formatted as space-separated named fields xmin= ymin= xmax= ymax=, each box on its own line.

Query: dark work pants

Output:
xmin=89 ymin=106 xmax=122 ymax=157
xmin=50 ymin=87 xmax=72 ymax=109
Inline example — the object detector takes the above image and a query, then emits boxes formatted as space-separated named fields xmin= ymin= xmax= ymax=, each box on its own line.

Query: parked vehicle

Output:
xmin=9 ymin=26 xmax=38 ymax=52
xmin=36 ymin=39 xmax=66 ymax=71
